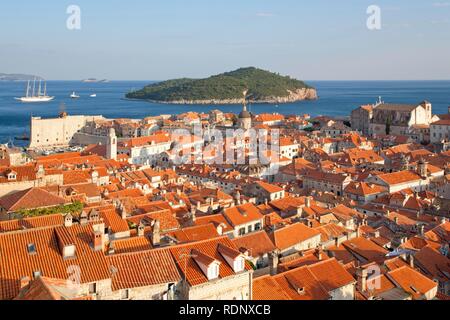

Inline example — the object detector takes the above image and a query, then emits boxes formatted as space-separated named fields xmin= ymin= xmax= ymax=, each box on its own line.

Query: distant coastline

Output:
xmin=0 ymin=73 xmax=43 ymax=81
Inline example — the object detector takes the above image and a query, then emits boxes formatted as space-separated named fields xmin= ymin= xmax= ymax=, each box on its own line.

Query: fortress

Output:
xmin=29 ymin=113 xmax=105 ymax=149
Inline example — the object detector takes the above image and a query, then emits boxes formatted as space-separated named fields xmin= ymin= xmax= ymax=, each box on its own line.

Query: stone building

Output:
xmin=169 ymin=237 xmax=253 ymax=300
xmin=351 ymin=101 xmax=434 ymax=138
xmin=370 ymin=102 xmax=432 ymax=136
xmin=29 ymin=114 xmax=104 ymax=149
xmin=351 ymin=105 xmax=373 ymax=135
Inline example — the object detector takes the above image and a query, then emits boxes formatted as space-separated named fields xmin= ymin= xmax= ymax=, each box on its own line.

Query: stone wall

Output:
xmin=183 ymin=272 xmax=252 ymax=300
xmin=29 ymin=115 xmax=104 ymax=149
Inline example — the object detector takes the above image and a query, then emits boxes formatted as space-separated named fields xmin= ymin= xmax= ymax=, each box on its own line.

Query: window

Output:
xmin=248 ymin=225 xmax=253 ymax=233
xmin=121 ymin=289 xmax=130 ymax=300
xmin=234 ymin=257 xmax=245 ymax=273
xmin=239 ymin=228 xmax=246 ymax=236
xmin=208 ymin=264 xmax=220 ymax=280
xmin=89 ymin=283 xmax=97 ymax=294
xmin=27 ymin=243 xmax=37 ymax=255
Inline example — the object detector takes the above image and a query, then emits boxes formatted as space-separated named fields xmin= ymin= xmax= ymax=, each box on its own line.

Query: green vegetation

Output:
xmin=386 ymin=116 xmax=391 ymax=135
xmin=17 ymin=201 xmax=84 ymax=218
xmin=126 ymin=67 xmax=313 ymax=102
xmin=128 ymin=221 xmax=137 ymax=229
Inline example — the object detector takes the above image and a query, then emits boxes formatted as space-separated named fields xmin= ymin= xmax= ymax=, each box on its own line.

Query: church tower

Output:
xmin=238 ymin=90 xmax=252 ymax=130
xmin=417 ymin=158 xmax=428 ymax=179
xmin=106 ymin=128 xmax=117 ymax=160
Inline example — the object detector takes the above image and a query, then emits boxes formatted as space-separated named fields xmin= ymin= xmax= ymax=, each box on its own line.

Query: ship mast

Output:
xmin=38 ymin=79 xmax=42 ymax=97
xmin=32 ymin=78 xmax=36 ymax=97
xmin=25 ymin=80 xmax=30 ymax=98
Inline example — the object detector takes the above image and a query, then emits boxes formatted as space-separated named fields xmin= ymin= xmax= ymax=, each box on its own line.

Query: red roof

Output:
xmin=169 ymin=236 xmax=252 ymax=286
xmin=0 ymin=188 xmax=67 ymax=212
xmin=107 ymin=248 xmax=181 ymax=291
xmin=269 ymin=223 xmax=321 ymax=251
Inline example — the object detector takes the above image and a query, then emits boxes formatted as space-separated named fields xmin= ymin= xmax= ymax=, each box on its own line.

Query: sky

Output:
xmin=0 ymin=0 xmax=449 ymax=80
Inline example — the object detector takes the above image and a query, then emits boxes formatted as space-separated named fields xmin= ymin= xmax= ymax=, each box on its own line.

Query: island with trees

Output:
xmin=126 ymin=67 xmax=318 ymax=104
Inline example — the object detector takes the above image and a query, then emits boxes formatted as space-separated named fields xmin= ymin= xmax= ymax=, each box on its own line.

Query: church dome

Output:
xmin=239 ymin=110 xmax=251 ymax=119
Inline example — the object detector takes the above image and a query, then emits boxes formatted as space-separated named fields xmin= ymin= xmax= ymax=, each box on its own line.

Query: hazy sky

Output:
xmin=1 ymin=0 xmax=449 ymax=80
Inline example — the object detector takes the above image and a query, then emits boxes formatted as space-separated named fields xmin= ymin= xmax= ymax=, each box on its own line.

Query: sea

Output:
xmin=0 ymin=80 xmax=449 ymax=147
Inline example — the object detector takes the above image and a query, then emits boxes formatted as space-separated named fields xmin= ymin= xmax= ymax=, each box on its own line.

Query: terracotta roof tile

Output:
xmin=169 ymin=236 xmax=252 ymax=287
xmin=0 ymin=224 xmax=111 ymax=300
xmin=107 ymin=248 xmax=181 ymax=291
xmin=269 ymin=223 xmax=321 ymax=251
xmin=0 ymin=188 xmax=67 ymax=212
xmin=387 ymin=266 xmax=438 ymax=300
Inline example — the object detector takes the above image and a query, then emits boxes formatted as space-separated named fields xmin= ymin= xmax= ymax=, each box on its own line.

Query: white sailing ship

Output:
xmin=15 ymin=78 xmax=55 ymax=103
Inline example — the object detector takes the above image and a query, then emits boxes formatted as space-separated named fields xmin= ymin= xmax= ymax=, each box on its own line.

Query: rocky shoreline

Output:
xmin=127 ymin=88 xmax=318 ymax=105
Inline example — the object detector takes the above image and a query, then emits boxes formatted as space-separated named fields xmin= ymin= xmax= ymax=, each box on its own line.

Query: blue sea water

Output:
xmin=0 ymin=80 xmax=449 ymax=147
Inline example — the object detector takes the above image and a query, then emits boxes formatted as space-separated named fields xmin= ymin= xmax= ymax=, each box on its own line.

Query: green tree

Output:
xmin=385 ymin=116 xmax=391 ymax=135
xmin=126 ymin=67 xmax=314 ymax=102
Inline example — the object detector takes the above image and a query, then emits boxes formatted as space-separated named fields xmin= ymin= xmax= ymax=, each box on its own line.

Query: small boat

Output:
xmin=90 ymin=94 xmax=97 ymax=98
xmin=14 ymin=133 xmax=30 ymax=141
xmin=15 ymin=79 xmax=55 ymax=103
xmin=70 ymin=91 xmax=80 ymax=99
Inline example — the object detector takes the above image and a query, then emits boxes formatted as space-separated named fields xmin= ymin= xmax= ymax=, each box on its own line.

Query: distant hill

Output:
xmin=126 ymin=67 xmax=317 ymax=104
xmin=0 ymin=73 xmax=43 ymax=81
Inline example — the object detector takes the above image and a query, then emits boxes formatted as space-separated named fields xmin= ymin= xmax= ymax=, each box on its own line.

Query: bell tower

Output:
xmin=106 ymin=128 xmax=117 ymax=160
xmin=238 ymin=89 xmax=252 ymax=130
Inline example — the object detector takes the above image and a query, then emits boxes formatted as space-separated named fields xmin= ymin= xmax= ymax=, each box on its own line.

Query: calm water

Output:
xmin=0 ymin=80 xmax=449 ymax=147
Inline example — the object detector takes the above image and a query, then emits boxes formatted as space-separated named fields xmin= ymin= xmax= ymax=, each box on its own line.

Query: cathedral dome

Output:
xmin=239 ymin=110 xmax=251 ymax=119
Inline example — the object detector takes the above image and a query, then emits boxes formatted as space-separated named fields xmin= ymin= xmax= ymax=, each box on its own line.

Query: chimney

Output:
xmin=152 ymin=220 xmax=161 ymax=246
xmin=268 ymin=250 xmax=279 ymax=276
xmin=217 ymin=224 xmax=224 ymax=236
xmin=92 ymin=223 xmax=105 ymax=252
xmin=93 ymin=231 xmax=104 ymax=252
xmin=357 ymin=268 xmax=368 ymax=292
xmin=19 ymin=276 xmax=31 ymax=290
xmin=108 ymin=241 xmax=115 ymax=255
xmin=408 ymin=254 xmax=414 ymax=268
xmin=235 ymin=191 xmax=241 ymax=205
xmin=120 ymin=203 xmax=127 ymax=219
xmin=80 ymin=211 xmax=88 ymax=225
xmin=356 ymin=226 xmax=361 ymax=238
xmin=315 ymin=249 xmax=323 ymax=261
xmin=137 ymin=221 xmax=145 ymax=237
xmin=64 ymin=213 xmax=73 ymax=227
xmin=418 ymin=224 xmax=425 ymax=236
xmin=305 ymin=196 xmax=311 ymax=208
xmin=190 ymin=206 xmax=197 ymax=224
